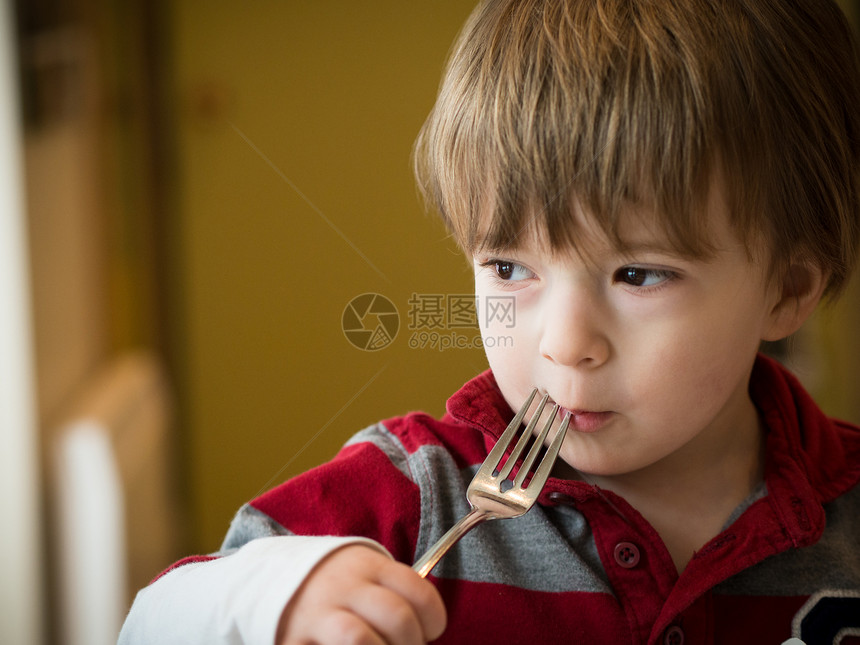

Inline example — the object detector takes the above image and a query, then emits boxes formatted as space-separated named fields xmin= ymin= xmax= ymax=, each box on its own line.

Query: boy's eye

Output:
xmin=493 ymin=260 xmax=533 ymax=281
xmin=615 ymin=266 xmax=674 ymax=287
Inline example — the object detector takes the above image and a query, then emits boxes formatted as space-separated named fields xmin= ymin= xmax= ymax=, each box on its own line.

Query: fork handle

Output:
xmin=412 ymin=508 xmax=492 ymax=578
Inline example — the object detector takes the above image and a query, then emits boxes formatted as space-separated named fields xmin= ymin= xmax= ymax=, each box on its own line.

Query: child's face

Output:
xmin=473 ymin=186 xmax=782 ymax=479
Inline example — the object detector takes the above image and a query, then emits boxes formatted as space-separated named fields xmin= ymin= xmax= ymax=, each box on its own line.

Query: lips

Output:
xmin=524 ymin=391 xmax=614 ymax=434
xmin=558 ymin=407 xmax=614 ymax=433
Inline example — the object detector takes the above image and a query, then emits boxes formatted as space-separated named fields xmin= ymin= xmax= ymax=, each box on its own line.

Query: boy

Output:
xmin=120 ymin=0 xmax=860 ymax=643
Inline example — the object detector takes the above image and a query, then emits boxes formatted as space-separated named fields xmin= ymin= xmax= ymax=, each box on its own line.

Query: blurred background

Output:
xmin=1 ymin=1 xmax=858 ymax=644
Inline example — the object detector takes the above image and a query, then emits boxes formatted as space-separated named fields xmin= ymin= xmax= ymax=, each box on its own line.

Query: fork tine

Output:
xmin=496 ymin=393 xmax=549 ymax=482
xmin=525 ymin=411 xmax=570 ymax=491
xmin=513 ymin=403 xmax=560 ymax=488
xmin=477 ymin=388 xmax=537 ymax=477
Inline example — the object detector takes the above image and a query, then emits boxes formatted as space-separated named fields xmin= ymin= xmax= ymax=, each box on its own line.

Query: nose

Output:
xmin=538 ymin=287 xmax=610 ymax=368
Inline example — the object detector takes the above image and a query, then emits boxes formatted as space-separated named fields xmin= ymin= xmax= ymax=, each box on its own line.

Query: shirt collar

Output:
xmin=443 ymin=369 xmax=513 ymax=449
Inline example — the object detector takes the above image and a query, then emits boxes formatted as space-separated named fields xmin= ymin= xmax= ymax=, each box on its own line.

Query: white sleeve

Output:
xmin=117 ymin=535 xmax=391 ymax=645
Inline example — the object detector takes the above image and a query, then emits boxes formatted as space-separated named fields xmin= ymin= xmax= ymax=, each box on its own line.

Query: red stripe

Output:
xmin=429 ymin=578 xmax=628 ymax=644
xmin=253 ymin=440 xmax=422 ymax=561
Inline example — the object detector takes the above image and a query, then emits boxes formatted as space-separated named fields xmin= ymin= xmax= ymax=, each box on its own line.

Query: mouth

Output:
xmin=525 ymin=390 xmax=613 ymax=434
xmin=558 ymin=407 xmax=614 ymax=433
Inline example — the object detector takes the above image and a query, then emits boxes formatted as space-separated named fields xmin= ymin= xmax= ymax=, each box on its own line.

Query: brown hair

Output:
xmin=414 ymin=0 xmax=860 ymax=296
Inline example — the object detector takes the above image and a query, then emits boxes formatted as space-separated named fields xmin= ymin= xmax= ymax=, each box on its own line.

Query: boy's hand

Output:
xmin=276 ymin=545 xmax=447 ymax=644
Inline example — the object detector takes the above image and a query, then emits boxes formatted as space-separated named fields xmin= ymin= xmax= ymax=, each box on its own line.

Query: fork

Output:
xmin=412 ymin=388 xmax=571 ymax=578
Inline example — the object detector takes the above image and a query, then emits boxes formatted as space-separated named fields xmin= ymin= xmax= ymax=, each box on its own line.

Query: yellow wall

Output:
xmin=167 ymin=1 xmax=484 ymax=551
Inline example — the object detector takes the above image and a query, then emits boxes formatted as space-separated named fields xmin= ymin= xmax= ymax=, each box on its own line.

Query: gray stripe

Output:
xmin=218 ymin=504 xmax=292 ymax=555
xmin=409 ymin=454 xmax=610 ymax=594
xmin=715 ymin=483 xmax=860 ymax=596
xmin=722 ymin=481 xmax=768 ymax=530
xmin=350 ymin=423 xmax=610 ymax=593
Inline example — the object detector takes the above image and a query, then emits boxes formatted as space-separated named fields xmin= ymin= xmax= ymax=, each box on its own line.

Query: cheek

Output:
xmin=481 ymin=332 xmax=527 ymax=380
xmin=629 ymin=318 xmax=756 ymax=422
xmin=480 ymin=345 xmax=528 ymax=419
xmin=652 ymin=282 xmax=767 ymax=365
xmin=478 ymin=303 xmax=537 ymax=403
xmin=478 ymin=291 xmax=530 ymax=354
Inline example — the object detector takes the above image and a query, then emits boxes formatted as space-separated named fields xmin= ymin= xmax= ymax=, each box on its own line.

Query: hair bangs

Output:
xmin=415 ymin=0 xmax=719 ymax=260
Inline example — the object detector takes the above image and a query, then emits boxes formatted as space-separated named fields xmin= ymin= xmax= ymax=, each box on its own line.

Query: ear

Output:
xmin=761 ymin=261 xmax=828 ymax=341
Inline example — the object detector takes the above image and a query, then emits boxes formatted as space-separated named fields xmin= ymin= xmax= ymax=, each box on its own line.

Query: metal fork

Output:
xmin=413 ymin=388 xmax=570 ymax=578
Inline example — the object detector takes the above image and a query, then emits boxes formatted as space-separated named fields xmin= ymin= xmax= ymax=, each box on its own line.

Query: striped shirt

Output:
xmin=122 ymin=354 xmax=860 ymax=644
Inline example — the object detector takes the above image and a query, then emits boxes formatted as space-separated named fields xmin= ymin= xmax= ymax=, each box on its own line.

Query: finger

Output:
xmin=375 ymin=561 xmax=447 ymax=641
xmin=312 ymin=608 xmax=387 ymax=645
xmin=343 ymin=585 xmax=426 ymax=645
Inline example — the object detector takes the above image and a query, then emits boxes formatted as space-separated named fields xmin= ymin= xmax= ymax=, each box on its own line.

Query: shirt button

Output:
xmin=664 ymin=626 xmax=684 ymax=645
xmin=547 ymin=491 xmax=576 ymax=506
xmin=613 ymin=542 xmax=640 ymax=568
